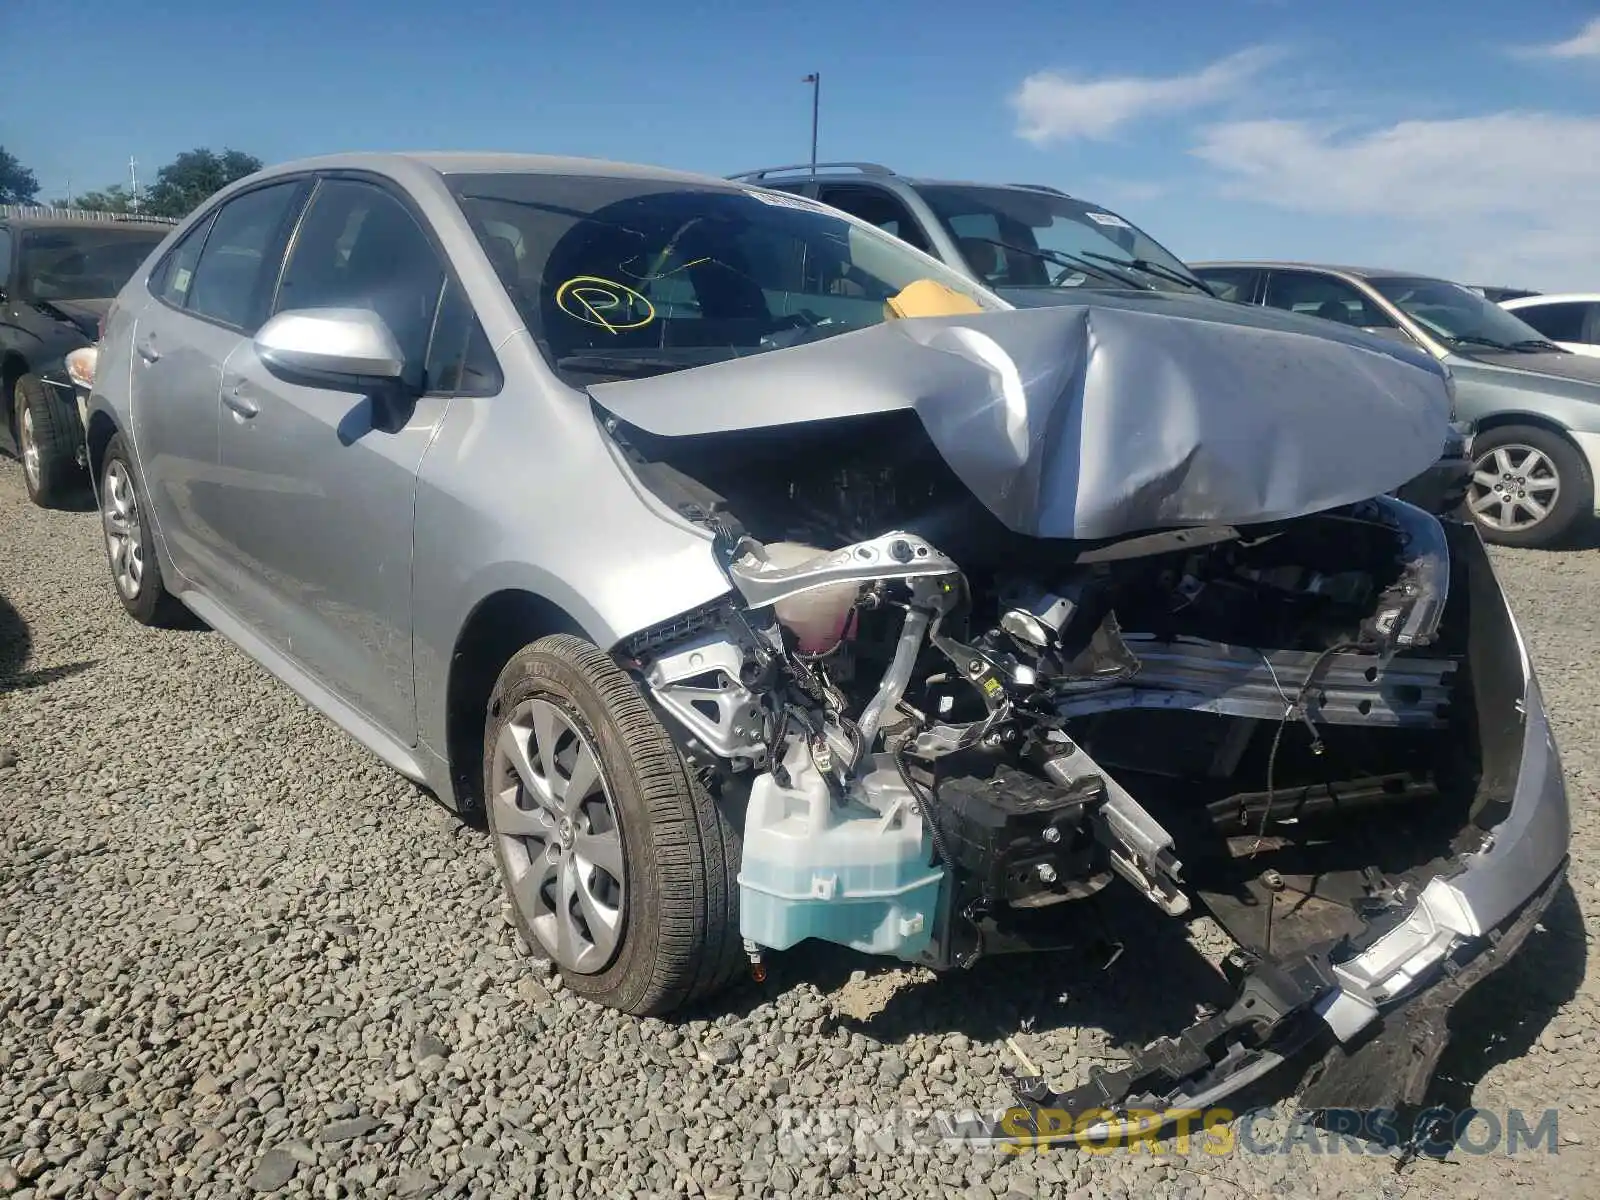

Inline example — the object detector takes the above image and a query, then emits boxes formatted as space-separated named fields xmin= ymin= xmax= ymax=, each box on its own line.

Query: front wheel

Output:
xmin=15 ymin=374 xmax=84 ymax=508
xmin=1466 ymin=424 xmax=1592 ymax=548
xmin=483 ymin=634 xmax=744 ymax=1015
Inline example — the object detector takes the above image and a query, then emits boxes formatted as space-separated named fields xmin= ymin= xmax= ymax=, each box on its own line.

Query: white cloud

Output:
xmin=1011 ymin=48 xmax=1276 ymax=144
xmin=1193 ymin=113 xmax=1600 ymax=218
xmin=1518 ymin=16 xmax=1600 ymax=59
xmin=1192 ymin=112 xmax=1600 ymax=289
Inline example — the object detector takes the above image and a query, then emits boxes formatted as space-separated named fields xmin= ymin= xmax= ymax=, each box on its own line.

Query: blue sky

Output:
xmin=6 ymin=0 xmax=1599 ymax=288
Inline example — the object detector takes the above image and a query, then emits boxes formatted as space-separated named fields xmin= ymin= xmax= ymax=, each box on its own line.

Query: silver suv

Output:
xmin=727 ymin=162 xmax=1217 ymax=304
xmin=86 ymin=152 xmax=1566 ymax=1140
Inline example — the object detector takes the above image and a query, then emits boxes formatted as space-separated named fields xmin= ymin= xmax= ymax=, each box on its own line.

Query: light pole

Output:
xmin=802 ymin=73 xmax=819 ymax=171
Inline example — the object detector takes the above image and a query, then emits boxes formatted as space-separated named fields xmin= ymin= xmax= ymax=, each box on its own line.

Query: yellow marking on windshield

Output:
xmin=554 ymin=276 xmax=656 ymax=333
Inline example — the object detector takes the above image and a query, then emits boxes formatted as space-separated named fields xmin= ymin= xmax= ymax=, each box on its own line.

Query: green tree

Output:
xmin=72 ymin=185 xmax=138 ymax=214
xmin=145 ymin=148 xmax=263 ymax=218
xmin=0 ymin=146 xmax=40 ymax=204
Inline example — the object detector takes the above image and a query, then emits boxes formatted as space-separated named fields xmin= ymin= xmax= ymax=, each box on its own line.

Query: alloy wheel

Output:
xmin=491 ymin=698 xmax=627 ymax=974
xmin=19 ymin=404 xmax=40 ymax=490
xmin=103 ymin=460 xmax=145 ymax=599
xmin=1469 ymin=444 xmax=1560 ymax=533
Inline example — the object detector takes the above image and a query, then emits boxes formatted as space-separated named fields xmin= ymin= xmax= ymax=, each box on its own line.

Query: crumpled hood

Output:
xmin=994 ymin=283 xmax=1438 ymax=369
xmin=590 ymin=301 xmax=1453 ymax=540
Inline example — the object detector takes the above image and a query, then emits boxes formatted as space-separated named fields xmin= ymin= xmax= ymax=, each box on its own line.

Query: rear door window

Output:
xmin=149 ymin=214 xmax=216 ymax=307
xmin=186 ymin=181 xmax=306 ymax=332
xmin=815 ymin=185 xmax=933 ymax=253
xmin=1511 ymin=301 xmax=1593 ymax=343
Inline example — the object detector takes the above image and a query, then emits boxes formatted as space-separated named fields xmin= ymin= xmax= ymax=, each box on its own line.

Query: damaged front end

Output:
xmin=596 ymin=306 xmax=1569 ymax=1143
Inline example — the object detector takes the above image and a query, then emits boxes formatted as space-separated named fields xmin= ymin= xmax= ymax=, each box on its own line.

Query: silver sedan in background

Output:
xmin=1194 ymin=260 xmax=1600 ymax=547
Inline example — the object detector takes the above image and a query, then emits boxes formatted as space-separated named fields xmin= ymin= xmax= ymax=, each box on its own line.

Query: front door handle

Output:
xmin=223 ymin=387 xmax=259 ymax=419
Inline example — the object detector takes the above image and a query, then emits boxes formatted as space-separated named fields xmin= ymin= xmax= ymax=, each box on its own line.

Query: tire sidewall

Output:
xmin=16 ymin=375 xmax=74 ymax=507
xmin=483 ymin=643 xmax=673 ymax=1011
xmin=1469 ymin=425 xmax=1591 ymax=548
xmin=101 ymin=433 xmax=168 ymax=624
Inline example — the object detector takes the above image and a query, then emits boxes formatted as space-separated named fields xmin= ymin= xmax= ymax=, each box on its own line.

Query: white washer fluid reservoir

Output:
xmin=738 ymin=740 xmax=946 ymax=959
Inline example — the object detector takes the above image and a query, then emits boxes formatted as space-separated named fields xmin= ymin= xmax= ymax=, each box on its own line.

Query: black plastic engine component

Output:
xmin=931 ymin=756 xmax=1103 ymax=906
xmin=1208 ymin=770 xmax=1440 ymax=834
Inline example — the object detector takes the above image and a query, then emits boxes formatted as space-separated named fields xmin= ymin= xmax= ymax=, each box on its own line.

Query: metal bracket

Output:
xmin=726 ymin=531 xmax=960 ymax=609
xmin=1041 ymin=734 xmax=1189 ymax=916
xmin=645 ymin=632 xmax=768 ymax=764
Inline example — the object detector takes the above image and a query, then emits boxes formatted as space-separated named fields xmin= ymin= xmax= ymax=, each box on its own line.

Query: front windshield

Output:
xmin=915 ymin=184 xmax=1205 ymax=294
xmin=19 ymin=227 xmax=168 ymax=302
xmin=1368 ymin=276 xmax=1556 ymax=351
xmin=447 ymin=173 xmax=1001 ymax=384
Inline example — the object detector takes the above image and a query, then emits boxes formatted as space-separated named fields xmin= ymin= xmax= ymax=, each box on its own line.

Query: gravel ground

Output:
xmin=1 ymin=454 xmax=1596 ymax=1200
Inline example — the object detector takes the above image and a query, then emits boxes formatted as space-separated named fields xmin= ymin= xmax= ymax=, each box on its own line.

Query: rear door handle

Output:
xmin=136 ymin=334 xmax=160 ymax=363
xmin=223 ymin=387 xmax=259 ymax=419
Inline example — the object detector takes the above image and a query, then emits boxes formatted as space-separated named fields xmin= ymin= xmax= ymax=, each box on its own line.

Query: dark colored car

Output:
xmin=1472 ymin=285 xmax=1541 ymax=304
xmin=0 ymin=213 xmax=175 ymax=505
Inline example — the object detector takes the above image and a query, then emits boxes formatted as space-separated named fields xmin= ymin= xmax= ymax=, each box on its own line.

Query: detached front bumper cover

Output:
xmin=946 ymin=542 xmax=1570 ymax=1148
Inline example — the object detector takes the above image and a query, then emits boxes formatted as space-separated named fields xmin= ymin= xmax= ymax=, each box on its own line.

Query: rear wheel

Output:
xmin=1466 ymin=424 xmax=1591 ymax=548
xmin=100 ymin=433 xmax=187 ymax=626
xmin=484 ymin=634 xmax=743 ymax=1015
xmin=15 ymin=374 xmax=83 ymax=508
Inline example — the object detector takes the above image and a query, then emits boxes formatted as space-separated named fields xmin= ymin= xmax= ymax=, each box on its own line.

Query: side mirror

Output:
xmin=254 ymin=308 xmax=404 ymax=387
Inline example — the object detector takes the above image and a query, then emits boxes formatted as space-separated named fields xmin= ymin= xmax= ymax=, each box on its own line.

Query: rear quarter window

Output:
xmin=149 ymin=214 xmax=216 ymax=307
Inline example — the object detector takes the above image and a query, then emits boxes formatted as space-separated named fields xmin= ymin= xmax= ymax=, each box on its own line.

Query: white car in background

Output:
xmin=1501 ymin=293 xmax=1600 ymax=358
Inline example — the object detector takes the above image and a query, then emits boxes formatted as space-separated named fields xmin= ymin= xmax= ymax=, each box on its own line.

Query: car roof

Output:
xmin=1502 ymin=292 xmax=1600 ymax=306
xmin=1189 ymin=260 xmax=1448 ymax=282
xmin=724 ymin=162 xmax=1072 ymax=197
xmin=258 ymin=151 xmax=745 ymax=190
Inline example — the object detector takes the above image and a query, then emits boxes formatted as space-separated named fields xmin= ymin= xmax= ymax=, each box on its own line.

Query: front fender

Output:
xmin=409 ymin=379 xmax=735 ymax=766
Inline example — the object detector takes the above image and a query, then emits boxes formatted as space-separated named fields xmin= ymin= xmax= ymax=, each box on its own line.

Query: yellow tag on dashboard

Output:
xmin=884 ymin=278 xmax=985 ymax=320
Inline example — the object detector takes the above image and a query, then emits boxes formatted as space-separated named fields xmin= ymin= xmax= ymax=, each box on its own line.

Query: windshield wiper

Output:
xmin=961 ymin=236 xmax=1153 ymax=290
xmin=555 ymin=353 xmax=703 ymax=378
xmin=1509 ymin=338 xmax=1565 ymax=353
xmin=1444 ymin=333 xmax=1515 ymax=352
xmin=1079 ymin=251 xmax=1216 ymax=296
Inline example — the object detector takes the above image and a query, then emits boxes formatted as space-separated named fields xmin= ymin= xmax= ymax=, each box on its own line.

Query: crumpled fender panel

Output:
xmin=590 ymin=302 xmax=1452 ymax=541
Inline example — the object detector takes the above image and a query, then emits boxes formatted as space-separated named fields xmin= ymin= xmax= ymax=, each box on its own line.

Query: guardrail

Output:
xmin=1 ymin=204 xmax=181 ymax=226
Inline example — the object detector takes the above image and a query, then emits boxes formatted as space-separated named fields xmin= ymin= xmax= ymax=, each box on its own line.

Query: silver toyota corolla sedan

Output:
xmin=84 ymin=152 xmax=1568 ymax=1143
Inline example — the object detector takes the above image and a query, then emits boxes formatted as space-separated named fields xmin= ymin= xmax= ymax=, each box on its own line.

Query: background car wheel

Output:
xmin=484 ymin=633 xmax=743 ymax=1015
xmin=100 ymin=433 xmax=187 ymax=627
xmin=1466 ymin=424 xmax=1591 ymax=548
xmin=14 ymin=374 xmax=84 ymax=508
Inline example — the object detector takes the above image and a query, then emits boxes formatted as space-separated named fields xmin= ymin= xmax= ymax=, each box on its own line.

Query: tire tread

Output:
xmin=16 ymin=374 xmax=82 ymax=507
xmin=101 ymin=433 xmax=188 ymax=628
xmin=486 ymin=634 xmax=743 ymax=1015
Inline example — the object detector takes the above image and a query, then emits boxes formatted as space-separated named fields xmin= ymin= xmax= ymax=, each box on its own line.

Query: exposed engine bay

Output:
xmin=595 ymin=404 xmax=1546 ymax=1135
xmin=609 ymin=406 xmax=1463 ymax=951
